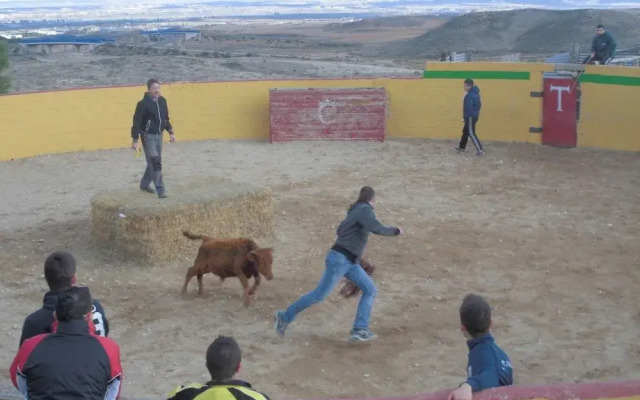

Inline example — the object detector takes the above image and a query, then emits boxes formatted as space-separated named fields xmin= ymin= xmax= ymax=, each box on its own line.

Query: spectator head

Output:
xmin=147 ymin=78 xmax=161 ymax=98
xmin=459 ymin=293 xmax=492 ymax=339
xmin=55 ymin=286 xmax=93 ymax=323
xmin=44 ymin=251 xmax=77 ymax=292
xmin=464 ymin=78 xmax=474 ymax=91
xmin=206 ymin=336 xmax=242 ymax=381
xmin=596 ymin=24 xmax=605 ymax=35
xmin=357 ymin=186 xmax=376 ymax=205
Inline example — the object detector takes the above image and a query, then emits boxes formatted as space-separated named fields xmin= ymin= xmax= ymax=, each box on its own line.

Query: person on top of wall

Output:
xmin=584 ymin=24 xmax=616 ymax=65
xmin=131 ymin=78 xmax=176 ymax=199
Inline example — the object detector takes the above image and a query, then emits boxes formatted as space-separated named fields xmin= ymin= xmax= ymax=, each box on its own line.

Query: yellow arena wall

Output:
xmin=1 ymin=62 xmax=639 ymax=161
xmin=417 ymin=62 xmax=553 ymax=144
xmin=577 ymin=64 xmax=640 ymax=152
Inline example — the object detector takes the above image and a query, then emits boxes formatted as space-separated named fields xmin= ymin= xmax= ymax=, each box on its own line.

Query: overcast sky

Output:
xmin=0 ymin=0 xmax=324 ymax=4
xmin=0 ymin=0 xmax=216 ymax=5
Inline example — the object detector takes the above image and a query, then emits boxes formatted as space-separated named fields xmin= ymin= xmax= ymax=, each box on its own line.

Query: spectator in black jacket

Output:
xmin=131 ymin=78 xmax=176 ymax=199
xmin=11 ymin=286 xmax=123 ymax=400
xmin=19 ymin=250 xmax=109 ymax=347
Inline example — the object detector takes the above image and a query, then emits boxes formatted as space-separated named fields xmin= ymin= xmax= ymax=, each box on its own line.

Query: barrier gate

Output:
xmin=541 ymin=77 xmax=578 ymax=148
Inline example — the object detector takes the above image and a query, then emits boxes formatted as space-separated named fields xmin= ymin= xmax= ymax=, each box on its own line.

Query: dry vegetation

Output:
xmin=6 ymin=19 xmax=432 ymax=94
xmin=90 ymin=178 xmax=275 ymax=264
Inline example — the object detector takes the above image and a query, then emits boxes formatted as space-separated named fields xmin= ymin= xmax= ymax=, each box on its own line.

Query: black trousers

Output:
xmin=583 ymin=53 xmax=611 ymax=65
xmin=459 ymin=117 xmax=483 ymax=151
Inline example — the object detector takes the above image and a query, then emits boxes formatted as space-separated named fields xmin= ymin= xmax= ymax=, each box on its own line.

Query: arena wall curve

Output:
xmin=1 ymin=62 xmax=639 ymax=161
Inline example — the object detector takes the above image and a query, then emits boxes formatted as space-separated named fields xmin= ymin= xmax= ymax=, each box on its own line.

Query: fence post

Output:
xmin=570 ymin=43 xmax=580 ymax=64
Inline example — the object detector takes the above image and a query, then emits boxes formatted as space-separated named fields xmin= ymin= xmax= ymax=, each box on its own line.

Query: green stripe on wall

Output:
xmin=423 ymin=70 xmax=530 ymax=80
xmin=579 ymin=74 xmax=640 ymax=86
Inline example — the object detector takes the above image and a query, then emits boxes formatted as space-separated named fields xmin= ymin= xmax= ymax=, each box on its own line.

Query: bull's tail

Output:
xmin=182 ymin=230 xmax=208 ymax=241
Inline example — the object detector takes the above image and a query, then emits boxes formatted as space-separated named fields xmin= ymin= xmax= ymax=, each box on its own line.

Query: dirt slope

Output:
xmin=378 ymin=8 xmax=640 ymax=57
xmin=323 ymin=15 xmax=449 ymax=32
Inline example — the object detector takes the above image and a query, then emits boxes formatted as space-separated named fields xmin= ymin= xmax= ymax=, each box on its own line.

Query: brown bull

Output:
xmin=181 ymin=230 xmax=274 ymax=307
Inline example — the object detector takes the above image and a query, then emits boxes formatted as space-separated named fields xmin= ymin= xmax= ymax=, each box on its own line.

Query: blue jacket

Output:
xmin=463 ymin=86 xmax=481 ymax=119
xmin=464 ymin=333 xmax=513 ymax=392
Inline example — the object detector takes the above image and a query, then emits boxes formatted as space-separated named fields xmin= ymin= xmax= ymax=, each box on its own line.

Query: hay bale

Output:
xmin=90 ymin=177 xmax=275 ymax=265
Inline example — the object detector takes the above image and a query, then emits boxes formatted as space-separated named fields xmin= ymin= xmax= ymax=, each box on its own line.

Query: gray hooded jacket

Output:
xmin=332 ymin=202 xmax=399 ymax=263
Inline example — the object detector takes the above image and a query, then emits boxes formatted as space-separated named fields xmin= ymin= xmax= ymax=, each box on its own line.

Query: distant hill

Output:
xmin=377 ymin=8 xmax=640 ymax=57
xmin=323 ymin=15 xmax=450 ymax=33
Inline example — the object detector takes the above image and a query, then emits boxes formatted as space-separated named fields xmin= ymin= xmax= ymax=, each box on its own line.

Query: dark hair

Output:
xmin=147 ymin=78 xmax=160 ymax=89
xmin=55 ymin=286 xmax=93 ymax=322
xmin=459 ymin=293 xmax=492 ymax=338
xmin=356 ymin=186 xmax=375 ymax=203
xmin=464 ymin=78 xmax=474 ymax=86
xmin=206 ymin=336 xmax=242 ymax=381
xmin=44 ymin=251 xmax=77 ymax=292
xmin=597 ymin=24 xmax=605 ymax=29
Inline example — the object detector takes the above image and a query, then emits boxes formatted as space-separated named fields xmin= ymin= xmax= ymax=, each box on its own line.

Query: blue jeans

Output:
xmin=281 ymin=249 xmax=378 ymax=330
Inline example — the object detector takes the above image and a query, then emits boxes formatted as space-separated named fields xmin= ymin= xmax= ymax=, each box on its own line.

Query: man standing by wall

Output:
xmin=131 ymin=78 xmax=176 ymax=199
xmin=456 ymin=79 xmax=484 ymax=156
xmin=584 ymin=24 xmax=616 ymax=65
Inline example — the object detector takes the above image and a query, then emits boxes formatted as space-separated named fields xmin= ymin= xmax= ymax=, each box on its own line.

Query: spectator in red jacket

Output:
xmin=11 ymin=286 xmax=123 ymax=400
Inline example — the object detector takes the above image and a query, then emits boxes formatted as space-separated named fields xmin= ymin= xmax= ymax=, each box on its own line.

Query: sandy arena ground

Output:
xmin=1 ymin=139 xmax=639 ymax=400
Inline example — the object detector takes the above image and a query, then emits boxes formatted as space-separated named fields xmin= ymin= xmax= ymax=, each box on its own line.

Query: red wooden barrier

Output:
xmin=305 ymin=379 xmax=640 ymax=400
xmin=269 ymin=88 xmax=387 ymax=142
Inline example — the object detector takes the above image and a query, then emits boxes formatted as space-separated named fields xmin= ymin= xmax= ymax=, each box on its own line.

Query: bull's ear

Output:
xmin=247 ymin=251 xmax=257 ymax=262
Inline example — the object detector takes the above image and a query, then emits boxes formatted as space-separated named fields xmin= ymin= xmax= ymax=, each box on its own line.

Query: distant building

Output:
xmin=17 ymin=35 xmax=115 ymax=54
xmin=140 ymin=28 xmax=201 ymax=42
xmin=0 ymin=32 xmax=23 ymax=39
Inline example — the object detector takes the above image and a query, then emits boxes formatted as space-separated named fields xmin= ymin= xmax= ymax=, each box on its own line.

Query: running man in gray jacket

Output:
xmin=274 ymin=186 xmax=403 ymax=342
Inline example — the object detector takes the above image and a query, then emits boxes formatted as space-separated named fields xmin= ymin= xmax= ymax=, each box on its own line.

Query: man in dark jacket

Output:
xmin=274 ymin=186 xmax=403 ymax=342
xmin=131 ymin=78 xmax=176 ymax=198
xmin=19 ymin=250 xmax=109 ymax=347
xmin=11 ymin=286 xmax=123 ymax=400
xmin=584 ymin=24 xmax=616 ymax=65
xmin=456 ymin=78 xmax=484 ymax=156
xmin=446 ymin=294 xmax=513 ymax=400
